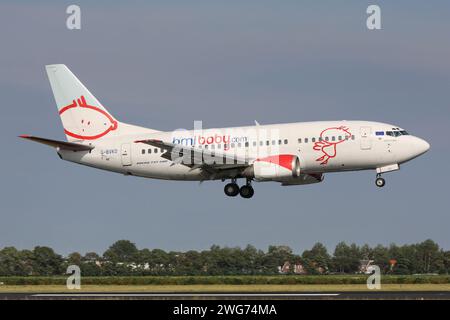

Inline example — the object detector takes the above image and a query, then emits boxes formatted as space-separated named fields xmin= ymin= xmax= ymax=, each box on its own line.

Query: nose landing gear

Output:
xmin=224 ymin=179 xmax=254 ymax=198
xmin=375 ymin=174 xmax=386 ymax=188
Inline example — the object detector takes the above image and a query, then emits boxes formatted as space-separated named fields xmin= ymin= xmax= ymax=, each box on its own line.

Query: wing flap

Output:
xmin=19 ymin=135 xmax=94 ymax=151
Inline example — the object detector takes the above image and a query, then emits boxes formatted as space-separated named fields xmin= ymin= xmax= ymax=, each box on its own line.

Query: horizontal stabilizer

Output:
xmin=19 ymin=135 xmax=94 ymax=151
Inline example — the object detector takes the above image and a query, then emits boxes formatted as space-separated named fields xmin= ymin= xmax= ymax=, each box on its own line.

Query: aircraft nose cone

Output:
xmin=415 ymin=137 xmax=430 ymax=156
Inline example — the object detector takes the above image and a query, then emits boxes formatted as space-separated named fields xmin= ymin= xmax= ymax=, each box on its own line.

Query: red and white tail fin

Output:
xmin=45 ymin=64 xmax=157 ymax=142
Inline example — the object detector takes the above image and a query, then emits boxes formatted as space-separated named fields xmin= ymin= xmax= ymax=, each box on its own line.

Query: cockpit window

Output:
xmin=386 ymin=130 xmax=409 ymax=137
xmin=387 ymin=131 xmax=400 ymax=137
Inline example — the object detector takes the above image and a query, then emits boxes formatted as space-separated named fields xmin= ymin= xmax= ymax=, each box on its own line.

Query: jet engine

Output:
xmin=244 ymin=154 xmax=301 ymax=181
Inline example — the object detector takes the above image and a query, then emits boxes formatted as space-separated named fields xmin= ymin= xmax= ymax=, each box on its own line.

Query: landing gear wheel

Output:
xmin=224 ymin=183 xmax=239 ymax=197
xmin=375 ymin=177 xmax=386 ymax=188
xmin=239 ymin=185 xmax=254 ymax=199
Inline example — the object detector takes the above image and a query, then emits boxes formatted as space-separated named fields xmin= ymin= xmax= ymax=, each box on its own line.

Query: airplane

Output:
xmin=20 ymin=64 xmax=430 ymax=199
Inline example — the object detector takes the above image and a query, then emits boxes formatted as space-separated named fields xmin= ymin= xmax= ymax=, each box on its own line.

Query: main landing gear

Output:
xmin=375 ymin=174 xmax=386 ymax=188
xmin=224 ymin=179 xmax=254 ymax=199
xmin=224 ymin=180 xmax=239 ymax=197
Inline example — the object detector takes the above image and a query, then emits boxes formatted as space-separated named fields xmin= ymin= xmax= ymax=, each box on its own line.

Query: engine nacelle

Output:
xmin=248 ymin=154 xmax=301 ymax=181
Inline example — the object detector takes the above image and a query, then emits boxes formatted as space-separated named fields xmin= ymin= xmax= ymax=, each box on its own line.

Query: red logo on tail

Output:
xmin=59 ymin=96 xmax=118 ymax=140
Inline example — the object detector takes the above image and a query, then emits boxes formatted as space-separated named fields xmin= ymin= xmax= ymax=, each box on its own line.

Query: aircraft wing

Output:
xmin=135 ymin=139 xmax=250 ymax=172
xmin=19 ymin=135 xmax=94 ymax=151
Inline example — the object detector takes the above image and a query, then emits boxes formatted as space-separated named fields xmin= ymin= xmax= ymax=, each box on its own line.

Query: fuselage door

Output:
xmin=121 ymin=143 xmax=132 ymax=166
xmin=360 ymin=126 xmax=372 ymax=150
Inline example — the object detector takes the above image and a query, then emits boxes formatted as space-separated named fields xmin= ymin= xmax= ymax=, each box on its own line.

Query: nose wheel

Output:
xmin=375 ymin=175 xmax=386 ymax=188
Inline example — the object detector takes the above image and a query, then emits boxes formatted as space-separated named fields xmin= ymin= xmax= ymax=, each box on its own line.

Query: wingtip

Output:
xmin=135 ymin=139 xmax=162 ymax=143
xmin=19 ymin=134 xmax=30 ymax=139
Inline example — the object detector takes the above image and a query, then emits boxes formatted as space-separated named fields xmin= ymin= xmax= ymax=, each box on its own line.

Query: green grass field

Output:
xmin=1 ymin=275 xmax=449 ymax=293
xmin=1 ymin=284 xmax=450 ymax=293
xmin=2 ymin=275 xmax=449 ymax=285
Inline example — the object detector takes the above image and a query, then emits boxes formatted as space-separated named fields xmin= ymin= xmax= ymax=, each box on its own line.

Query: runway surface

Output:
xmin=1 ymin=291 xmax=450 ymax=300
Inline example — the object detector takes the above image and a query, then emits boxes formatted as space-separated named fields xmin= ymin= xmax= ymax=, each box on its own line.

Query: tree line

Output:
xmin=0 ymin=239 xmax=449 ymax=276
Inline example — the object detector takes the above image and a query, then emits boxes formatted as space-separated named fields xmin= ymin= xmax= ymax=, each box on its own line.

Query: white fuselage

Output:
xmin=59 ymin=120 xmax=430 ymax=183
xmin=22 ymin=65 xmax=430 ymax=198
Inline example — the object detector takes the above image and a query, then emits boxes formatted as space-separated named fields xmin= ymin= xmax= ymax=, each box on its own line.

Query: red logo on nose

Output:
xmin=59 ymin=96 xmax=118 ymax=140
xmin=313 ymin=126 xmax=352 ymax=165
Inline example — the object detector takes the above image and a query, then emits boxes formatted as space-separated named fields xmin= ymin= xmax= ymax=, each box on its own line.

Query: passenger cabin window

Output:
xmin=148 ymin=149 xmax=152 ymax=154
xmin=298 ymin=138 xmax=302 ymax=143
xmin=332 ymin=136 xmax=336 ymax=141
xmin=312 ymin=138 xmax=316 ymax=142
xmin=304 ymin=138 xmax=308 ymax=143
xmin=154 ymin=148 xmax=158 ymax=153
xmin=142 ymin=149 xmax=145 ymax=154
xmin=284 ymin=139 xmax=288 ymax=144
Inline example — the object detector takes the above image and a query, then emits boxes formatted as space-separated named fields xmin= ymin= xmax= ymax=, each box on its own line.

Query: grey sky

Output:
xmin=0 ymin=1 xmax=449 ymax=255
